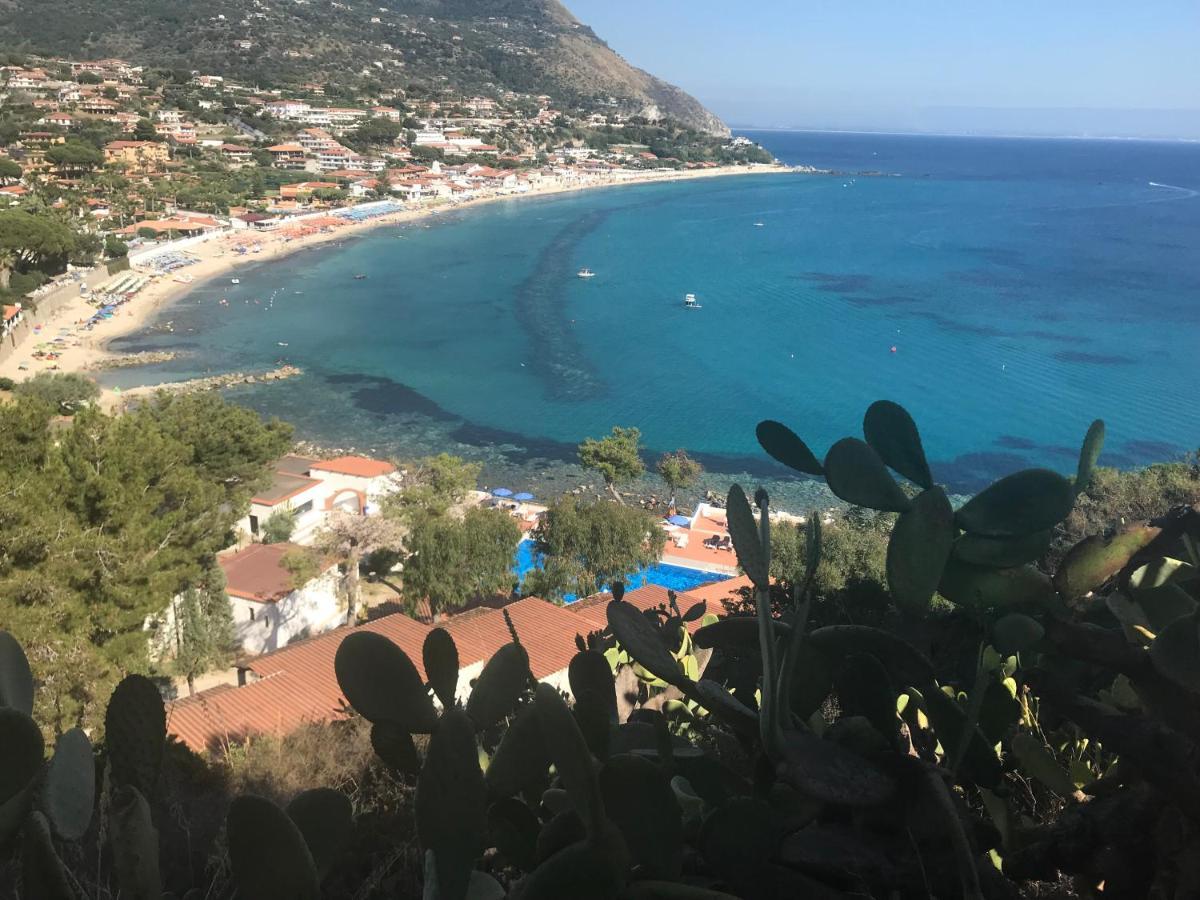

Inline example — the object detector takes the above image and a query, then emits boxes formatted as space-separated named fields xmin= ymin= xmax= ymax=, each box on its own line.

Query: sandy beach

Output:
xmin=0 ymin=163 xmax=785 ymax=403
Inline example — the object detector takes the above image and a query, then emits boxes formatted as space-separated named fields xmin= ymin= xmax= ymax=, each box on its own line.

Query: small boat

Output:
xmin=230 ymin=278 xmax=240 ymax=284
xmin=577 ymin=268 xmax=596 ymax=279
xmin=754 ymin=222 xmax=765 ymax=227
xmin=277 ymin=342 xmax=289 ymax=347
xmin=683 ymin=293 xmax=702 ymax=309
xmin=353 ymin=274 xmax=368 ymax=280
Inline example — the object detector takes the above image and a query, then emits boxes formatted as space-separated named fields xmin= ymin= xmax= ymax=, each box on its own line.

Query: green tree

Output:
xmin=104 ymin=233 xmax=129 ymax=258
xmin=0 ymin=208 xmax=78 ymax=273
xmin=384 ymin=452 xmax=481 ymax=523
xmin=133 ymin=118 xmax=160 ymax=142
xmin=14 ymin=371 xmax=99 ymax=413
xmin=0 ymin=157 xmax=21 ymax=184
xmin=0 ymin=393 xmax=289 ymax=736
xmin=314 ymin=512 xmax=406 ymax=625
xmin=526 ymin=496 xmax=659 ymax=601
xmin=261 ymin=508 xmax=297 ymax=544
xmin=579 ymin=426 xmax=645 ymax=504
xmin=168 ymin=563 xmax=235 ymax=695
xmin=45 ymin=140 xmax=103 ymax=173
xmin=401 ymin=506 xmax=520 ymax=616
xmin=656 ymin=449 xmax=702 ymax=511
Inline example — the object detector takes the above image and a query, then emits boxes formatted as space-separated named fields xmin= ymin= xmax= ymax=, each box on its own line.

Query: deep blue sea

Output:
xmin=108 ymin=131 xmax=1200 ymax=507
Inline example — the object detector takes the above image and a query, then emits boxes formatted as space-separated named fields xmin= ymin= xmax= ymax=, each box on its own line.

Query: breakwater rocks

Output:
xmin=123 ymin=365 xmax=302 ymax=399
xmin=88 ymin=350 xmax=179 ymax=370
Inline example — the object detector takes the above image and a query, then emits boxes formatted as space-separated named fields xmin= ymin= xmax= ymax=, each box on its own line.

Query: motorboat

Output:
xmin=683 ymin=293 xmax=702 ymax=309
xmin=577 ymin=268 xmax=596 ymax=278
xmin=353 ymin=274 xmax=368 ymax=280
xmin=230 ymin=278 xmax=240 ymax=284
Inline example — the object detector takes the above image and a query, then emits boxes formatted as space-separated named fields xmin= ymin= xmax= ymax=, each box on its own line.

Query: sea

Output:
xmin=105 ymin=130 xmax=1200 ymax=510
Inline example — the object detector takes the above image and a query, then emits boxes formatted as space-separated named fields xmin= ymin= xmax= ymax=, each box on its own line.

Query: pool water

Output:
xmin=513 ymin=540 xmax=730 ymax=602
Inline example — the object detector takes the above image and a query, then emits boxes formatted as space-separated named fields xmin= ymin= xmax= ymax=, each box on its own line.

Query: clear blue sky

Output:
xmin=562 ymin=1 xmax=1200 ymax=138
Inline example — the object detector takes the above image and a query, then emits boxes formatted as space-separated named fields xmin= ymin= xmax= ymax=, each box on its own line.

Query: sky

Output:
xmin=561 ymin=1 xmax=1200 ymax=139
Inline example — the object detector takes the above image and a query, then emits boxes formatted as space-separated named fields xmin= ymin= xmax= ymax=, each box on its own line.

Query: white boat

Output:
xmin=577 ymin=268 xmax=596 ymax=278
xmin=230 ymin=278 xmax=240 ymax=284
xmin=683 ymin=293 xmax=702 ymax=309
xmin=754 ymin=222 xmax=765 ymax=227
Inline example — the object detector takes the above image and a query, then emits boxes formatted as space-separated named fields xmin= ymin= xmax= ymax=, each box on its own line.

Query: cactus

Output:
xmin=1053 ymin=523 xmax=1162 ymax=604
xmin=484 ymin=702 xmax=550 ymax=800
xmin=991 ymin=613 xmax=1044 ymax=656
xmin=334 ymin=630 xmax=438 ymax=732
xmin=1009 ymin=733 xmax=1076 ymax=796
xmin=0 ymin=629 xmax=34 ymax=716
xmin=423 ymin=627 xmax=461 ymax=709
xmin=567 ymin=650 xmax=615 ymax=758
xmin=1149 ymin=609 xmax=1200 ymax=692
xmin=1074 ymin=418 xmax=1106 ymax=494
xmin=416 ymin=709 xmax=487 ymax=900
xmin=108 ymin=785 xmax=162 ymax=900
xmin=0 ymin=706 xmax=44 ymax=843
xmin=754 ymin=420 xmax=823 ymax=476
xmin=286 ymin=787 xmax=353 ymax=878
xmin=22 ymin=810 xmax=77 ymax=900
xmin=227 ymin=794 xmax=319 ymax=900
xmin=598 ymin=754 xmax=683 ymax=879
xmin=104 ymin=674 xmax=166 ymax=797
xmin=954 ymin=529 xmax=1054 ymax=567
xmin=938 ymin=558 xmax=1056 ymax=610
xmin=823 ymin=437 xmax=912 ymax=512
xmin=886 ymin=485 xmax=954 ymax=616
xmin=38 ymin=727 xmax=95 ymax=841
xmin=465 ymin=641 xmax=531 ymax=731
xmin=862 ymin=399 xmax=933 ymax=489
xmin=370 ymin=720 xmax=422 ymax=776
xmin=955 ymin=468 xmax=1075 ymax=536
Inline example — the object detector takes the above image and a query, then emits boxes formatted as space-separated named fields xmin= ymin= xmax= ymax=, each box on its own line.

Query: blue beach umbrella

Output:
xmin=666 ymin=514 xmax=691 ymax=527
xmin=492 ymin=488 xmax=514 ymax=498
xmin=513 ymin=492 xmax=535 ymax=502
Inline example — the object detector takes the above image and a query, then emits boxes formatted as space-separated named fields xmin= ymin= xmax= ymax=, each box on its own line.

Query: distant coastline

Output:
xmin=733 ymin=126 xmax=1200 ymax=144
xmin=0 ymin=162 xmax=788 ymax=395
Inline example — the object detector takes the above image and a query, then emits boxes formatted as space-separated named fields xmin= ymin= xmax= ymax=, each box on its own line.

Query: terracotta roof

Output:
xmin=169 ymin=611 xmax=432 ymax=752
xmin=3 ymin=305 xmax=21 ymax=322
xmin=267 ymin=143 xmax=305 ymax=153
xmin=309 ymin=456 xmax=396 ymax=478
xmin=682 ymin=575 xmax=754 ymax=613
xmin=218 ymin=542 xmax=309 ymax=603
xmin=443 ymin=596 xmax=585 ymax=679
xmin=569 ymin=584 xmax=714 ymax=634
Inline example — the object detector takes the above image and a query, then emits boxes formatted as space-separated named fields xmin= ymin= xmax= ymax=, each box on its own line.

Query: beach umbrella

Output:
xmin=667 ymin=514 xmax=691 ymax=527
xmin=513 ymin=492 xmax=535 ymax=502
xmin=492 ymin=488 xmax=514 ymax=498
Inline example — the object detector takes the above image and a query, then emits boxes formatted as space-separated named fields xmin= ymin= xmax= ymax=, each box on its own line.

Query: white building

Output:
xmin=219 ymin=542 xmax=346 ymax=655
xmin=237 ymin=454 xmax=400 ymax=544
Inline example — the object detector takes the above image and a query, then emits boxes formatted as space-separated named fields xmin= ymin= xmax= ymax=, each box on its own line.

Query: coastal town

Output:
xmin=0 ymin=52 xmax=783 ymax=381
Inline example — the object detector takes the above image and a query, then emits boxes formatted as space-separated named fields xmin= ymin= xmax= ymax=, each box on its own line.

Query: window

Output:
xmin=293 ymin=500 xmax=313 ymax=516
xmin=248 ymin=514 xmax=259 ymax=534
xmin=248 ymin=608 xmax=255 ymax=621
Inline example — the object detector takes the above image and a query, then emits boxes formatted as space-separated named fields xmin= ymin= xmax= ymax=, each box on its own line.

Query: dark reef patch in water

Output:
xmin=798 ymin=272 xmax=875 ymax=293
xmin=995 ymin=435 xmax=1037 ymax=451
xmin=327 ymin=372 xmax=457 ymax=421
xmin=512 ymin=209 xmax=612 ymax=402
xmin=1054 ymin=350 xmax=1137 ymax=366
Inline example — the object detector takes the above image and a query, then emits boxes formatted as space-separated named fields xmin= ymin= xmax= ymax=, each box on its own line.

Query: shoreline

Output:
xmin=0 ymin=163 xmax=787 ymax=403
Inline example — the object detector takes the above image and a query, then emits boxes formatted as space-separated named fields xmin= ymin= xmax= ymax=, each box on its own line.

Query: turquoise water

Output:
xmin=109 ymin=131 xmax=1200 ymax=500
xmin=512 ymin=540 xmax=730 ymax=602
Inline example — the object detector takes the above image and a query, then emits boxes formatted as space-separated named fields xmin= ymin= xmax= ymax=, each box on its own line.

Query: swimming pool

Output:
xmin=513 ymin=540 xmax=730 ymax=602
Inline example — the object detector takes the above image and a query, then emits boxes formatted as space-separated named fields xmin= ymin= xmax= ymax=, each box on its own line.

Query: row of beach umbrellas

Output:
xmin=491 ymin=488 xmax=535 ymax=502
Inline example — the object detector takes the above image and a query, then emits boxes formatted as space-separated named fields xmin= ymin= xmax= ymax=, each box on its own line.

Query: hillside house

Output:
xmin=104 ymin=140 xmax=169 ymax=173
xmin=266 ymin=143 xmax=307 ymax=169
xmin=219 ymin=542 xmax=345 ymax=656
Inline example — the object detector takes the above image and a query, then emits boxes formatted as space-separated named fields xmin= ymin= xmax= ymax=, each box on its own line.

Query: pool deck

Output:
xmin=659 ymin=508 xmax=741 ymax=575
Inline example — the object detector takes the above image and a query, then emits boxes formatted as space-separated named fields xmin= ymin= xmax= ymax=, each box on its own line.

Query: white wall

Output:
xmin=230 ymin=566 xmax=345 ymax=656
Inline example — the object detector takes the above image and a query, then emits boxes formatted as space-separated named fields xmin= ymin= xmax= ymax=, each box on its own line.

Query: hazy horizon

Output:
xmin=564 ymin=1 xmax=1200 ymax=141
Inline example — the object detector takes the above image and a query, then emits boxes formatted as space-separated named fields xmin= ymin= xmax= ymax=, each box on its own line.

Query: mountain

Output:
xmin=0 ymin=0 xmax=729 ymax=135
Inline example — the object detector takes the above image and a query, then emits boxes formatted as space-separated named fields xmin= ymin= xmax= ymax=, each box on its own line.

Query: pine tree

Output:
xmin=171 ymin=564 xmax=236 ymax=696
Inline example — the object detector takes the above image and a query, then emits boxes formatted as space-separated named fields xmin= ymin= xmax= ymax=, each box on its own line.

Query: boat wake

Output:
xmin=1148 ymin=181 xmax=1198 ymax=199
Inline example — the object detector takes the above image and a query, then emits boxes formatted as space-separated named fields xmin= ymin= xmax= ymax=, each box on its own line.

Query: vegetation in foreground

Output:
xmin=2 ymin=399 xmax=1200 ymax=898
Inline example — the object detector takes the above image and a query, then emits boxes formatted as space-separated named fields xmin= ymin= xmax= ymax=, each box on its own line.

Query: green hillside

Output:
xmin=0 ymin=0 xmax=729 ymax=134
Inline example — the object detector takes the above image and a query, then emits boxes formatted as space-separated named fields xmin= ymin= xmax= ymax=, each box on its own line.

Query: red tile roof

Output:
xmin=309 ymin=456 xmax=396 ymax=478
xmin=218 ymin=542 xmax=307 ymax=603
xmin=570 ymin=583 xmax=715 ymax=634
xmin=442 ymin=596 xmax=585 ymax=680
